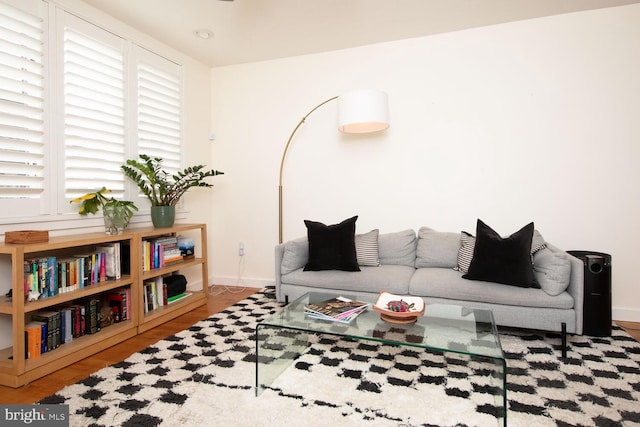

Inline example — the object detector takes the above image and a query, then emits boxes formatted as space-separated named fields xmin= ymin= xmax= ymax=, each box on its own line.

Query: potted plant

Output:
xmin=121 ymin=154 xmax=224 ymax=228
xmin=70 ymin=187 xmax=138 ymax=235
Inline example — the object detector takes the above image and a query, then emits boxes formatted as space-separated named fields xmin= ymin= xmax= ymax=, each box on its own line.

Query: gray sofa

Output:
xmin=275 ymin=227 xmax=584 ymax=349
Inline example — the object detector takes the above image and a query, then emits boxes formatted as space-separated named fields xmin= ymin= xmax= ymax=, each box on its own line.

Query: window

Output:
xmin=0 ymin=0 xmax=184 ymax=223
xmin=0 ymin=0 xmax=46 ymax=216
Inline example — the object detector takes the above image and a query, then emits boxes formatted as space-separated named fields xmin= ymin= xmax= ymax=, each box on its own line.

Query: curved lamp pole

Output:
xmin=278 ymin=90 xmax=389 ymax=243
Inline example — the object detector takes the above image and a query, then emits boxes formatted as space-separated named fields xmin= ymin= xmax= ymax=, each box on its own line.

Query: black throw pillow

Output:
xmin=304 ymin=216 xmax=360 ymax=271
xmin=462 ymin=219 xmax=536 ymax=287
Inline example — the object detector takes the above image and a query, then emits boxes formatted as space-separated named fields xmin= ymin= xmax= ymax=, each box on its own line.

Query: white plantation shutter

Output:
xmin=0 ymin=0 xmax=45 ymax=213
xmin=61 ymin=13 xmax=126 ymax=203
xmin=0 ymin=4 xmax=185 ymax=224
xmin=136 ymin=48 xmax=182 ymax=175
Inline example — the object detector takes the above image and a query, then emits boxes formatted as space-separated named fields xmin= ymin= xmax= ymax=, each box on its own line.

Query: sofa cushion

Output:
xmin=304 ymin=216 xmax=360 ymax=271
xmin=415 ymin=227 xmax=460 ymax=268
xmin=282 ymin=264 xmax=414 ymax=295
xmin=410 ymin=268 xmax=574 ymax=309
xmin=456 ymin=229 xmax=547 ymax=273
xmin=463 ymin=220 xmax=536 ymax=288
xmin=355 ymin=229 xmax=380 ymax=267
xmin=533 ymin=247 xmax=572 ymax=296
xmin=378 ymin=229 xmax=417 ymax=267
xmin=281 ymin=237 xmax=309 ymax=275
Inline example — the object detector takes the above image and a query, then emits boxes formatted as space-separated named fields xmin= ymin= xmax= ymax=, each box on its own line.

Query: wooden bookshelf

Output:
xmin=135 ymin=224 xmax=208 ymax=334
xmin=0 ymin=223 xmax=207 ymax=388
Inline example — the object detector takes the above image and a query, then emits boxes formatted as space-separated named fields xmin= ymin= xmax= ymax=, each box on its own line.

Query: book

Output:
xmin=304 ymin=296 xmax=369 ymax=323
xmin=58 ymin=307 xmax=73 ymax=344
xmin=142 ymin=236 xmax=184 ymax=270
xmin=155 ymin=276 xmax=165 ymax=307
xmin=25 ymin=322 xmax=44 ymax=359
xmin=83 ymin=298 xmax=101 ymax=334
xmin=31 ymin=310 xmax=61 ymax=352
xmin=121 ymin=288 xmax=131 ymax=321
xmin=144 ymin=281 xmax=155 ymax=312
xmin=167 ymin=292 xmax=192 ymax=304
xmin=96 ymin=242 xmax=121 ymax=280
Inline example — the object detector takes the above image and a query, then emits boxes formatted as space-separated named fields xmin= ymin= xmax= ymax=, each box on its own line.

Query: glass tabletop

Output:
xmin=261 ymin=292 xmax=505 ymax=361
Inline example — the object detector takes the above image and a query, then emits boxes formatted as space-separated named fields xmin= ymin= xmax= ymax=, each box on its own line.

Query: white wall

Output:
xmin=210 ymin=5 xmax=640 ymax=321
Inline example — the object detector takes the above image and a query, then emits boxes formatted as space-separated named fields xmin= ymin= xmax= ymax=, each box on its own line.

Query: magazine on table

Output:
xmin=304 ymin=296 xmax=369 ymax=323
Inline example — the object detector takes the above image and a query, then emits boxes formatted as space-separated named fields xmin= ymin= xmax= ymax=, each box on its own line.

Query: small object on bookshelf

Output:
xmin=177 ymin=236 xmax=195 ymax=259
xmin=304 ymin=296 xmax=369 ymax=324
xmin=99 ymin=305 xmax=115 ymax=327
xmin=373 ymin=291 xmax=425 ymax=324
xmin=6 ymin=230 xmax=49 ymax=244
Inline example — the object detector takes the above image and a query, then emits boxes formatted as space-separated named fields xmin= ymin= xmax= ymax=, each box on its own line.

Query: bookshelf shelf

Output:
xmin=24 ymin=320 xmax=135 ymax=371
xmin=0 ymin=299 xmax=11 ymax=315
xmin=21 ymin=277 xmax=133 ymax=314
xmin=0 ymin=223 xmax=208 ymax=388
xmin=141 ymin=257 xmax=203 ymax=280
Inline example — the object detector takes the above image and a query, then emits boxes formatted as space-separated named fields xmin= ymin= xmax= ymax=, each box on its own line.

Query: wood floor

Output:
xmin=1 ymin=285 xmax=638 ymax=404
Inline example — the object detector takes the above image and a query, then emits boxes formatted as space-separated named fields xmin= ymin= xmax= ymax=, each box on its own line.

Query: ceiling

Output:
xmin=81 ymin=0 xmax=640 ymax=67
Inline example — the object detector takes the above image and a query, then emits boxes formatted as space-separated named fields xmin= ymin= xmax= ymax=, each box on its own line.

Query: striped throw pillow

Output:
xmin=355 ymin=229 xmax=380 ymax=267
xmin=455 ymin=231 xmax=475 ymax=273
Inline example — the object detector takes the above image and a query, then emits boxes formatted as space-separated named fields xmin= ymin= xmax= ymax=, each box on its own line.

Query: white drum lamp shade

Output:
xmin=337 ymin=89 xmax=390 ymax=133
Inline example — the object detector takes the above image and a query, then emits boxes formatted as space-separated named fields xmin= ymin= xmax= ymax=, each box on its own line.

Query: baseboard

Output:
xmin=613 ymin=306 xmax=640 ymax=323
xmin=210 ymin=275 xmax=273 ymax=290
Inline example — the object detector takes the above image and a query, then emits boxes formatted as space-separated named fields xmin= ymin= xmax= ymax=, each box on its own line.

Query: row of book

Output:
xmin=142 ymin=277 xmax=190 ymax=312
xmin=304 ymin=296 xmax=369 ymax=324
xmin=24 ymin=242 xmax=125 ymax=299
xmin=142 ymin=236 xmax=184 ymax=271
xmin=24 ymin=288 xmax=131 ymax=359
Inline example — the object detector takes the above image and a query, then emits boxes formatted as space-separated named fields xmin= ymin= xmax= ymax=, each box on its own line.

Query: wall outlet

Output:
xmin=239 ymin=242 xmax=245 ymax=256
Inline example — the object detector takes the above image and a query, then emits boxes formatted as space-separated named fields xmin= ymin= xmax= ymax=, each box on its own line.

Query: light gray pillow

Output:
xmin=533 ymin=248 xmax=571 ymax=296
xmin=378 ymin=229 xmax=417 ymax=267
xmin=280 ymin=237 xmax=308 ymax=275
xmin=355 ymin=229 xmax=380 ymax=266
xmin=415 ymin=227 xmax=460 ymax=268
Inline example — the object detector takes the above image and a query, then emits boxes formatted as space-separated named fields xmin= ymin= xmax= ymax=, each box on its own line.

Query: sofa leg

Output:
xmin=561 ymin=322 xmax=567 ymax=358
xmin=285 ymin=295 xmax=289 ymax=305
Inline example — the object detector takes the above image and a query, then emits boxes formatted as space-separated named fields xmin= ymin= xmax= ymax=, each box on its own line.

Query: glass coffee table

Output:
xmin=255 ymin=292 xmax=507 ymax=426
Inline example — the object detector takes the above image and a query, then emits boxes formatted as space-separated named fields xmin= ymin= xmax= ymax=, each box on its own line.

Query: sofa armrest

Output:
xmin=547 ymin=243 xmax=584 ymax=334
xmin=275 ymin=243 xmax=286 ymax=302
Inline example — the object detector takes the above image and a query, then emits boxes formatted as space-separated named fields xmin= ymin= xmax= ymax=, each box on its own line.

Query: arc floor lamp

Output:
xmin=278 ymin=89 xmax=390 ymax=243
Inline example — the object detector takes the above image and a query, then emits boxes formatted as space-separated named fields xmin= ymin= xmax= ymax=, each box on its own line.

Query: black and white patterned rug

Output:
xmin=40 ymin=288 xmax=640 ymax=426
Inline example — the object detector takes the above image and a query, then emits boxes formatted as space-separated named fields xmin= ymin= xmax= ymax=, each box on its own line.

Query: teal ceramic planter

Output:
xmin=150 ymin=205 xmax=175 ymax=228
